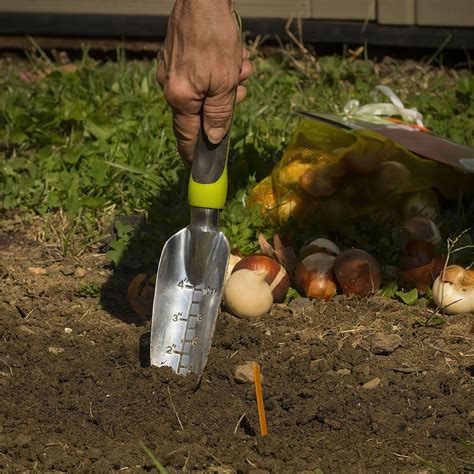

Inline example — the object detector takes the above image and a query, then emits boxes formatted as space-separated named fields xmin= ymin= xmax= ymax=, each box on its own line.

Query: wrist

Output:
xmin=174 ymin=0 xmax=232 ymax=9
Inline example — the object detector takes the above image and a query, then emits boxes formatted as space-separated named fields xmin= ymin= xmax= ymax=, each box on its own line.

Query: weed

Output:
xmin=413 ymin=314 xmax=445 ymax=328
xmin=76 ymin=282 xmax=101 ymax=298
xmin=139 ymin=442 xmax=168 ymax=474
xmin=413 ymin=453 xmax=448 ymax=473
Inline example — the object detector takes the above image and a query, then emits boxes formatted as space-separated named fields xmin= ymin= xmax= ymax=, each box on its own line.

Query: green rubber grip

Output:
xmin=188 ymin=131 xmax=230 ymax=209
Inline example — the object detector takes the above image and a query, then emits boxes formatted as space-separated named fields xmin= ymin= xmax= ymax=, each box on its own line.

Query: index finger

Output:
xmin=173 ymin=112 xmax=201 ymax=165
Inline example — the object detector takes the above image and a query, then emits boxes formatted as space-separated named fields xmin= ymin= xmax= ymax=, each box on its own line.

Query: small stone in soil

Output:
xmin=371 ymin=332 xmax=402 ymax=355
xmin=354 ymin=365 xmax=370 ymax=376
xmin=234 ymin=361 xmax=261 ymax=384
xmin=362 ymin=377 xmax=381 ymax=390
xmin=64 ymin=327 xmax=73 ymax=334
xmin=74 ymin=267 xmax=86 ymax=278
xmin=27 ymin=266 xmax=47 ymax=275
xmin=60 ymin=266 xmax=75 ymax=276
xmin=289 ymin=297 xmax=313 ymax=312
xmin=323 ymin=417 xmax=342 ymax=430
xmin=309 ymin=359 xmax=323 ymax=369
xmin=336 ymin=368 xmax=351 ymax=376
xmin=48 ymin=346 xmax=65 ymax=354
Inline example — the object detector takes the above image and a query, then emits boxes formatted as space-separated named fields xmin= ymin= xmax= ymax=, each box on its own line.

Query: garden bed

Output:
xmin=1 ymin=220 xmax=473 ymax=472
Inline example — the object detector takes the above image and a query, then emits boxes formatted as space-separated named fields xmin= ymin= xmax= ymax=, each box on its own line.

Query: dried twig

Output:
xmin=234 ymin=413 xmax=247 ymax=434
xmin=0 ymin=359 xmax=13 ymax=376
xmin=167 ymin=386 xmax=184 ymax=430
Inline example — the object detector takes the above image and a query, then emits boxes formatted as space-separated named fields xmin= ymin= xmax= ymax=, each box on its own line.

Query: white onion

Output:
xmin=433 ymin=265 xmax=474 ymax=315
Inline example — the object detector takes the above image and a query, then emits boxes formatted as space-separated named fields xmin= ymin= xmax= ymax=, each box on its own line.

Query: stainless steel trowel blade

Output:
xmin=150 ymin=223 xmax=229 ymax=375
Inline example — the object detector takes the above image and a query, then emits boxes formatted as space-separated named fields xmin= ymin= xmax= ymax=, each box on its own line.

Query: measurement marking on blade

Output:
xmin=173 ymin=284 xmax=206 ymax=374
xmin=173 ymin=349 xmax=191 ymax=356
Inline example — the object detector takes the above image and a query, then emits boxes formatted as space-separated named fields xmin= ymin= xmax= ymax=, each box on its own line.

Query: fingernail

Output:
xmin=207 ymin=127 xmax=226 ymax=144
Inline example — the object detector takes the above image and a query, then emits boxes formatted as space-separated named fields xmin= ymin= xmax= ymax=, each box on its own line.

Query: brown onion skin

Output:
xmin=127 ymin=273 xmax=156 ymax=316
xmin=298 ymin=167 xmax=340 ymax=198
xmin=233 ymin=255 xmax=290 ymax=303
xmin=372 ymin=161 xmax=411 ymax=194
xmin=294 ymin=262 xmax=337 ymax=301
xmin=400 ymin=216 xmax=441 ymax=245
xmin=400 ymin=240 xmax=436 ymax=270
xmin=333 ymin=249 xmax=381 ymax=297
xmin=400 ymin=255 xmax=445 ymax=295
xmin=440 ymin=265 xmax=474 ymax=286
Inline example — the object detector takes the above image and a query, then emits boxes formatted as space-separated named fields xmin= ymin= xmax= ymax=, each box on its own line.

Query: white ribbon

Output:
xmin=343 ymin=85 xmax=425 ymax=127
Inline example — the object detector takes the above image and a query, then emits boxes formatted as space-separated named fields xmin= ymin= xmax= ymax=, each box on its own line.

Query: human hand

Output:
xmin=156 ymin=0 xmax=253 ymax=164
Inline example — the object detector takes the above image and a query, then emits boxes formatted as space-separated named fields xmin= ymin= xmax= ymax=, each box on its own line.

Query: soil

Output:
xmin=1 ymin=218 xmax=473 ymax=473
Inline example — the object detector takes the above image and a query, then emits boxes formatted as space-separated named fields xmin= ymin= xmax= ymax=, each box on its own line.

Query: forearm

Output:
xmin=171 ymin=0 xmax=234 ymax=20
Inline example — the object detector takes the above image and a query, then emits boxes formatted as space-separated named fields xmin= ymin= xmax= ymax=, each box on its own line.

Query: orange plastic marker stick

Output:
xmin=253 ymin=363 xmax=268 ymax=436
xmin=384 ymin=117 xmax=430 ymax=132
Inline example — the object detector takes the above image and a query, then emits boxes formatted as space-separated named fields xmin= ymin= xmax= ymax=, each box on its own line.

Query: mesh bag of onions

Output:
xmin=248 ymin=119 xmax=474 ymax=229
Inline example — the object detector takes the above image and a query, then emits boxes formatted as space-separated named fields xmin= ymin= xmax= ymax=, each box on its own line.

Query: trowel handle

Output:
xmin=188 ymin=10 xmax=241 ymax=211
xmin=188 ymin=129 xmax=231 ymax=210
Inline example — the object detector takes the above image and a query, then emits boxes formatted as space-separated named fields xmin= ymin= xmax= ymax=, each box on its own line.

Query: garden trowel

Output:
xmin=150 ymin=129 xmax=231 ymax=375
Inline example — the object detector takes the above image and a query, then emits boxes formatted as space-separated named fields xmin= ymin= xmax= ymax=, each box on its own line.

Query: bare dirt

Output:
xmin=1 ymin=218 xmax=473 ymax=473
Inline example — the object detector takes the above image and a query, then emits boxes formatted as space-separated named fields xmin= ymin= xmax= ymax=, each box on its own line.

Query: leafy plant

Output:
xmin=76 ymin=282 xmax=101 ymax=298
xmin=220 ymin=179 xmax=274 ymax=255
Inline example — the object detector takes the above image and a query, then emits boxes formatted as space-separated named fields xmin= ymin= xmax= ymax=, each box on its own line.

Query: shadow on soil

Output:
xmin=98 ymin=166 xmax=188 ymax=326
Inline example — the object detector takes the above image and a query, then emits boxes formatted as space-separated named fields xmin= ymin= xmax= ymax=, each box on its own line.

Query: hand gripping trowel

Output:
xmin=149 ymin=128 xmax=232 ymax=375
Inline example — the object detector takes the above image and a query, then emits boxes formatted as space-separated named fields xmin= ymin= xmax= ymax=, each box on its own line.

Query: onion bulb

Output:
xmin=433 ymin=265 xmax=474 ymax=314
xmin=298 ymin=164 xmax=343 ymax=198
xmin=127 ymin=273 xmax=156 ymax=316
xmin=399 ymin=239 xmax=445 ymax=294
xmin=399 ymin=240 xmax=437 ymax=270
xmin=400 ymin=217 xmax=442 ymax=245
xmin=232 ymin=255 xmax=289 ymax=303
xmin=298 ymin=237 xmax=341 ymax=260
xmin=295 ymin=250 xmax=338 ymax=301
xmin=400 ymin=189 xmax=440 ymax=222
xmin=224 ymin=269 xmax=274 ymax=318
xmin=372 ymin=161 xmax=411 ymax=194
xmin=224 ymin=254 xmax=242 ymax=285
xmin=333 ymin=249 xmax=381 ymax=297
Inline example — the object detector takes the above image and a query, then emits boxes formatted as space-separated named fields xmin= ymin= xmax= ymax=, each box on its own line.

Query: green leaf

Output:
xmin=395 ymin=288 xmax=419 ymax=306
xmin=285 ymin=287 xmax=301 ymax=303
xmin=85 ymin=120 xmax=114 ymax=140
xmin=379 ymin=281 xmax=398 ymax=299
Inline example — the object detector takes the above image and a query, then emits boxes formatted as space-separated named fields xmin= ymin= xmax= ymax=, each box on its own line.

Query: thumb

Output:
xmin=202 ymin=88 xmax=236 ymax=144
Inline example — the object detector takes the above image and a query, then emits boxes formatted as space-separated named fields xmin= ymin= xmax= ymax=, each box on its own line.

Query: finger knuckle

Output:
xmin=163 ymin=78 xmax=194 ymax=107
xmin=204 ymin=103 xmax=233 ymax=124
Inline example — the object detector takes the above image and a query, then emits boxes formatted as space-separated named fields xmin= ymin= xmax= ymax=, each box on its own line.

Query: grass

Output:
xmin=413 ymin=438 xmax=474 ymax=473
xmin=139 ymin=441 xmax=168 ymax=473
xmin=1 ymin=44 xmax=473 ymax=273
